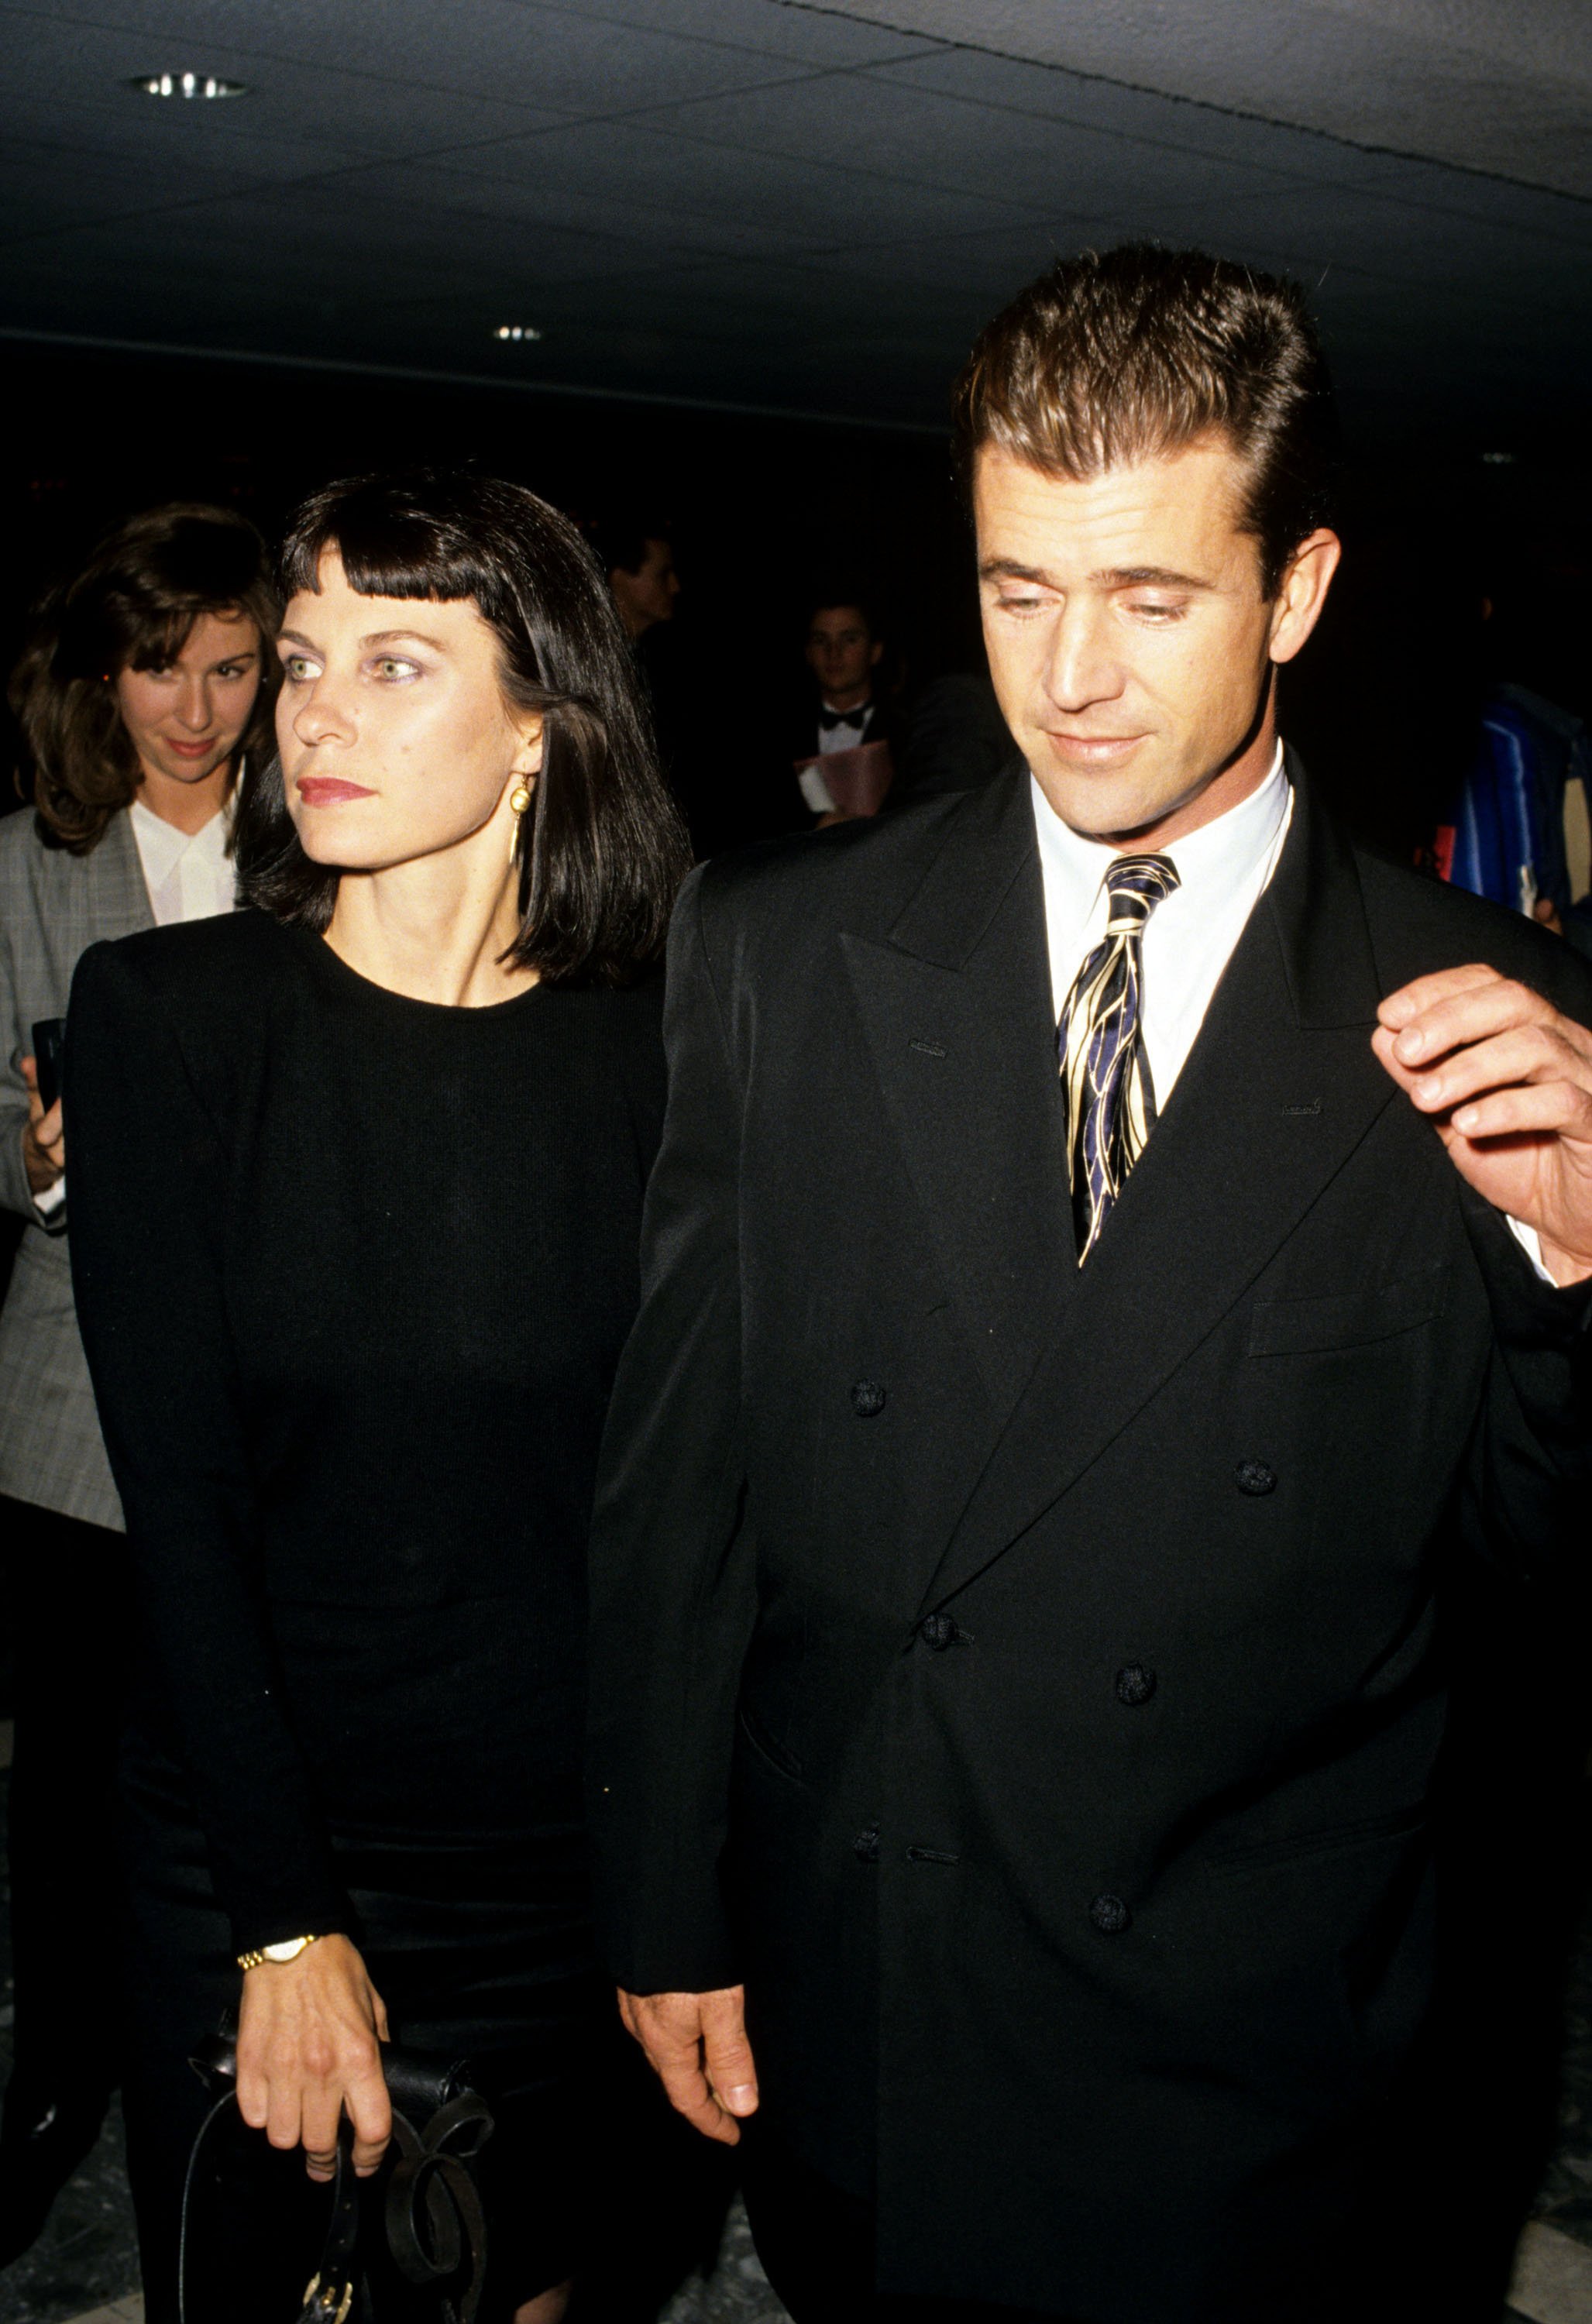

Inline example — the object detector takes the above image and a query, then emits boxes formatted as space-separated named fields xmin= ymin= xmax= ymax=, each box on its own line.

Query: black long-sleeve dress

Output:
xmin=65 ymin=906 xmax=669 ymax=2321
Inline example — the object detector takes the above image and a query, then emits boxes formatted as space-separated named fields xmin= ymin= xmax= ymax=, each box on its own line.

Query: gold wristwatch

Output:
xmin=236 ymin=1934 xmax=322 ymax=1972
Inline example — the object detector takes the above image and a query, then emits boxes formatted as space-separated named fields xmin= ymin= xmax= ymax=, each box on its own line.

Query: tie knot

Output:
xmin=1103 ymin=853 xmax=1179 ymax=934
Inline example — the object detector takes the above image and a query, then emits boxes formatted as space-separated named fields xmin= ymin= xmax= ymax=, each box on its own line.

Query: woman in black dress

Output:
xmin=65 ymin=470 xmax=691 ymax=2323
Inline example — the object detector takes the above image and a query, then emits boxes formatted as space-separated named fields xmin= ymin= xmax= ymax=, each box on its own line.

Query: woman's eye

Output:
xmin=373 ymin=657 xmax=420 ymax=682
xmin=281 ymin=655 xmax=315 ymax=682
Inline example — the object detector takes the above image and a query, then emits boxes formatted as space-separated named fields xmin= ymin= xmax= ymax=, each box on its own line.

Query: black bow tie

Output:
xmin=819 ymin=701 xmax=870 ymax=732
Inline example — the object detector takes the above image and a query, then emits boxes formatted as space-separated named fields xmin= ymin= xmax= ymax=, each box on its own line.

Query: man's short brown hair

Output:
xmin=953 ymin=244 xmax=1338 ymax=596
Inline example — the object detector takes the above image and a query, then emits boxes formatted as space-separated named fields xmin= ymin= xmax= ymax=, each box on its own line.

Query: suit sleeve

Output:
xmin=1459 ymin=942 xmax=1592 ymax=1573
xmin=1461 ymin=1186 xmax=1592 ymax=1576
xmin=586 ymin=868 xmax=758 ymax=1994
xmin=0 ymin=871 xmax=54 ymax=1229
xmin=64 ymin=940 xmax=349 ymax=1954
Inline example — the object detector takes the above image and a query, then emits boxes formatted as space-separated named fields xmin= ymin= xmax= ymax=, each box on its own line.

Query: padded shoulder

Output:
xmin=1356 ymin=850 xmax=1592 ymax=1020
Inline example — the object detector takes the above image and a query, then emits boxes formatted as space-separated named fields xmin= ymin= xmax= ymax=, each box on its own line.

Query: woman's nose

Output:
xmin=291 ymin=684 xmax=354 ymax=747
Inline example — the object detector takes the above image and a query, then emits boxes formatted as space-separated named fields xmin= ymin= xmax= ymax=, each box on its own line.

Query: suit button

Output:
xmin=851 ymin=1380 xmax=887 ymax=1418
xmin=918 ymin=1611 xmax=960 ymax=1651
xmin=1115 ymin=1665 xmax=1157 ymax=1707
xmin=1236 ymin=1458 xmax=1277 ymax=1496
xmin=853 ymin=1824 xmax=880 ymax=1862
xmin=1089 ymin=1893 xmax=1132 ymax=1934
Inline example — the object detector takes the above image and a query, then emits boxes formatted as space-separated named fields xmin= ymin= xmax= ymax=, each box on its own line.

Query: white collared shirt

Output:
xmin=1032 ymin=743 xmax=1291 ymax=1114
xmin=1030 ymin=744 xmax=1550 ymax=1280
xmin=129 ymin=796 xmax=238 ymax=927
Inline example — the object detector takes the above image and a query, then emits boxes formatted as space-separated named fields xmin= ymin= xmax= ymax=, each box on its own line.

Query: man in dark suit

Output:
xmin=587 ymin=246 xmax=1592 ymax=2322
xmin=789 ymin=596 xmax=902 ymax=824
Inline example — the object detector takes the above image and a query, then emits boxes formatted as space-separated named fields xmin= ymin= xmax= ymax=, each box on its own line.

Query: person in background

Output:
xmin=0 ymin=502 xmax=274 ymax=2265
xmin=792 ymin=595 xmax=900 ymax=823
xmin=1430 ymin=597 xmax=1592 ymax=957
xmin=66 ymin=468 xmax=693 ymax=2324
xmin=594 ymin=517 xmax=681 ymax=645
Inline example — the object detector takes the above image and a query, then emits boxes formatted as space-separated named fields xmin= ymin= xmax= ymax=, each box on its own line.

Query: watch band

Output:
xmin=236 ymin=1934 xmax=322 ymax=1972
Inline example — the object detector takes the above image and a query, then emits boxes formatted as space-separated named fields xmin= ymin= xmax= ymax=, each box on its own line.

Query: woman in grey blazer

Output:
xmin=0 ymin=502 xmax=276 ymax=2263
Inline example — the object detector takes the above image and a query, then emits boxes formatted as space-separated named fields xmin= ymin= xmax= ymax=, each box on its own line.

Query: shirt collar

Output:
xmin=129 ymin=794 xmax=232 ymax=877
xmin=1030 ymin=741 xmax=1288 ymax=935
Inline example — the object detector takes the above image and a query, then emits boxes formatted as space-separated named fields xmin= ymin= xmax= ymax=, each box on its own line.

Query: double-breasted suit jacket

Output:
xmin=588 ymin=759 xmax=1592 ymax=2322
xmin=0 ymin=806 xmax=155 ymax=1528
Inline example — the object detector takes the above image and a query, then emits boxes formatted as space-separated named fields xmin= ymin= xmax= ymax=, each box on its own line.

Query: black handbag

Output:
xmin=181 ymin=2030 xmax=494 ymax=2324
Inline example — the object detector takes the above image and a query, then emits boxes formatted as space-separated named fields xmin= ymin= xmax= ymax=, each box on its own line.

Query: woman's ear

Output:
xmin=511 ymin=710 xmax=545 ymax=776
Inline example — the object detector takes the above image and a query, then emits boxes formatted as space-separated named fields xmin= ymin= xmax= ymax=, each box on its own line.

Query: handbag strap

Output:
xmin=383 ymin=2092 xmax=495 ymax=2324
xmin=178 ymin=2102 xmax=359 ymax=2324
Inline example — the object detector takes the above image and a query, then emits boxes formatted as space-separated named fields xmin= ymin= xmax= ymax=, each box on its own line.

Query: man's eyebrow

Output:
xmin=1094 ymin=566 xmax=1213 ymax=590
xmin=978 ymin=558 xmax=1054 ymax=584
xmin=977 ymin=559 xmax=1215 ymax=591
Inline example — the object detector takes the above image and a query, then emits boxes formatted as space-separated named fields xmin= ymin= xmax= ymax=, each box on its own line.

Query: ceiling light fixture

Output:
xmin=130 ymin=72 xmax=246 ymax=99
xmin=494 ymin=325 xmax=542 ymax=342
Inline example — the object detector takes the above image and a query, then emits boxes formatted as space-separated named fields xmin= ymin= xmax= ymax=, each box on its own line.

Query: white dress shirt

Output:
xmin=1033 ymin=744 xmax=1291 ymax=1113
xmin=129 ymin=796 xmax=238 ymax=927
xmin=1030 ymin=748 xmax=1551 ymax=1279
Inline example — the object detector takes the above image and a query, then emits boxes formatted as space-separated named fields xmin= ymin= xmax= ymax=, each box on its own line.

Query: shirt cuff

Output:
xmin=1506 ymin=1214 xmax=1558 ymax=1286
xmin=33 ymin=1174 xmax=65 ymax=1220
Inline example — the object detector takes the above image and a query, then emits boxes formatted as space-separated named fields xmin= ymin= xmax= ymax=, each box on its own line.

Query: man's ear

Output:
xmin=868 ymin=639 xmax=884 ymax=669
xmin=1268 ymin=530 xmax=1341 ymax=666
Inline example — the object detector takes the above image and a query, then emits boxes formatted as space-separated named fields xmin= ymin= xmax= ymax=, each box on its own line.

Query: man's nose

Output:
xmin=1043 ymin=604 xmax=1123 ymax=713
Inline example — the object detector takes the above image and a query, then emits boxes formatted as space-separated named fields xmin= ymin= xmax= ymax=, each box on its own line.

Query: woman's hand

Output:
xmin=236 ymin=1934 xmax=392 ymax=2181
xmin=20 ymin=1057 xmax=64 ymax=1198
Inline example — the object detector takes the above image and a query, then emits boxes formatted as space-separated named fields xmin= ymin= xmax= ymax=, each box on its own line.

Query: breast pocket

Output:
xmin=1247 ymin=1261 xmax=1450 ymax=1357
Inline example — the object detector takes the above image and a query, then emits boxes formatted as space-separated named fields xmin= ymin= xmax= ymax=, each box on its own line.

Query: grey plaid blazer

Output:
xmin=0 ymin=806 xmax=155 ymax=1528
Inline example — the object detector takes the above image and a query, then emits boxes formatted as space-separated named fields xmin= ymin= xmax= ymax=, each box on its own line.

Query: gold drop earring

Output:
xmin=507 ymin=779 xmax=533 ymax=865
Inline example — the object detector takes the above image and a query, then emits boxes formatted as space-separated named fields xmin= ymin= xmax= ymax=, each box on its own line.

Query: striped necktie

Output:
xmin=1057 ymin=853 xmax=1181 ymax=1264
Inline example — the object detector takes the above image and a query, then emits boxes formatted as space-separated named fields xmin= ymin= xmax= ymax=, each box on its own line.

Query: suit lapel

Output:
xmin=92 ymin=809 xmax=156 ymax=938
xmin=843 ymin=772 xmax=1075 ymax=1422
xmin=920 ymin=766 xmax=1399 ymax=1612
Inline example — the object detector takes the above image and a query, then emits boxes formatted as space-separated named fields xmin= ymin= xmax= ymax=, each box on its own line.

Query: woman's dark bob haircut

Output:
xmin=237 ymin=468 xmax=690 ymax=988
xmin=12 ymin=503 xmax=278 ymax=854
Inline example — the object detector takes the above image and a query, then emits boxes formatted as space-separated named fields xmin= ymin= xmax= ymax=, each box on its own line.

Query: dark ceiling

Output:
xmin=2 ymin=0 xmax=1589 ymax=444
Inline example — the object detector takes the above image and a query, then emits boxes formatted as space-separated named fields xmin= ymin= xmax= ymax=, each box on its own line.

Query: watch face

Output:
xmin=263 ymin=1939 xmax=306 ymax=1963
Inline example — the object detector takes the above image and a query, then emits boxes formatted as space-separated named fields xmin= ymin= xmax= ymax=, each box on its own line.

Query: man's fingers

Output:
xmin=1378 ymin=964 xmax=1497 ymax=1029
xmin=1392 ymin=1026 xmax=1584 ymax=1116
xmin=700 ymin=1992 xmax=758 ymax=2118
xmin=1384 ymin=975 xmax=1588 ymax=1077
xmin=1449 ymin=1081 xmax=1592 ymax=1145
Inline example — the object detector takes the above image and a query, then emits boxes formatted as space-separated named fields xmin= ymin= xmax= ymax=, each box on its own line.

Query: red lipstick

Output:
xmin=297 ymin=777 xmax=376 ymax=805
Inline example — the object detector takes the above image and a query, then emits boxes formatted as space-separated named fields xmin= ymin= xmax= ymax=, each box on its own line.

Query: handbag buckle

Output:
xmin=301 ymin=2272 xmax=355 ymax=2324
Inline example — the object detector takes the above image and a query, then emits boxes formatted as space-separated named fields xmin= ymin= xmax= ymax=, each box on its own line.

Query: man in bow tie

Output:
xmin=793 ymin=594 xmax=901 ymax=823
xmin=589 ymin=245 xmax=1592 ymax=2322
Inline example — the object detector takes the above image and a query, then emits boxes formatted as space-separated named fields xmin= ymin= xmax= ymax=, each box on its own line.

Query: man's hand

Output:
xmin=1374 ymin=965 xmax=1592 ymax=1286
xmin=236 ymin=1933 xmax=392 ymax=2181
xmin=20 ymin=1057 xmax=64 ymax=1198
xmin=617 ymin=1985 xmax=758 ymax=2145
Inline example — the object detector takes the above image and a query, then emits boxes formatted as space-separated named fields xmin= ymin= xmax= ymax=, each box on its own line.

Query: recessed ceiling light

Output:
xmin=129 ymin=72 xmax=247 ymax=99
xmin=494 ymin=325 xmax=543 ymax=342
